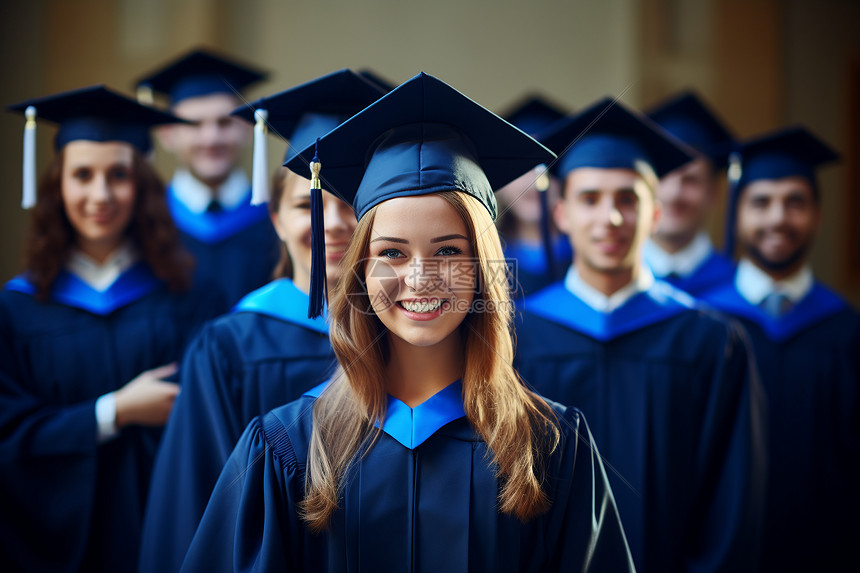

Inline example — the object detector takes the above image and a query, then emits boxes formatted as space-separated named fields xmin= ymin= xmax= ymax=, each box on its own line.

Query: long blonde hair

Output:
xmin=300 ymin=191 xmax=561 ymax=532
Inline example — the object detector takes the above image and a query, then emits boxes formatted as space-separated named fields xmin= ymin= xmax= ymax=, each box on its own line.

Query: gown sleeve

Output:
xmin=544 ymin=406 xmax=637 ymax=572
xmin=139 ymin=321 xmax=245 ymax=573
xmin=686 ymin=318 xmax=768 ymax=571
xmin=179 ymin=413 xmax=308 ymax=573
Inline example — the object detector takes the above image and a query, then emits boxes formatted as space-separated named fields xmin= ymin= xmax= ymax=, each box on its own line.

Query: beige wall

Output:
xmin=1 ymin=0 xmax=857 ymax=303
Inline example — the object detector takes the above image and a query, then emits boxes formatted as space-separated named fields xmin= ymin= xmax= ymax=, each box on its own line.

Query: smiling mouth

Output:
xmin=397 ymin=299 xmax=446 ymax=313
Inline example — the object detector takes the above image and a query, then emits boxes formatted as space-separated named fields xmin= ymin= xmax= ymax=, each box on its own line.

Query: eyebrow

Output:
xmin=430 ymin=234 xmax=468 ymax=243
xmin=370 ymin=233 xmax=469 ymax=245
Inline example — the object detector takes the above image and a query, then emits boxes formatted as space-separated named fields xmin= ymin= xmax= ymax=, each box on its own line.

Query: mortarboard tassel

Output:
xmin=136 ymin=83 xmax=154 ymax=106
xmin=308 ymin=139 xmax=327 ymax=318
xmin=722 ymin=151 xmax=742 ymax=258
xmin=22 ymin=106 xmax=37 ymax=209
xmin=251 ymin=108 xmax=269 ymax=205
xmin=535 ymin=164 xmax=556 ymax=280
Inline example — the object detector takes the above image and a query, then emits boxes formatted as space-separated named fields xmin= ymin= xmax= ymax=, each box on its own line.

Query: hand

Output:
xmin=114 ymin=363 xmax=180 ymax=428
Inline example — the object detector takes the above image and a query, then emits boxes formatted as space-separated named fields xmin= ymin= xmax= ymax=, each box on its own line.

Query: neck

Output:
xmin=512 ymin=219 xmax=543 ymax=243
xmin=652 ymin=230 xmax=696 ymax=255
xmin=75 ymin=238 xmax=123 ymax=264
xmin=576 ymin=258 xmax=636 ymax=296
xmin=385 ymin=331 xmax=464 ymax=408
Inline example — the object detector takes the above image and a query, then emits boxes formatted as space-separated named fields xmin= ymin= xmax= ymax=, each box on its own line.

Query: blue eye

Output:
xmin=379 ymin=248 xmax=403 ymax=259
xmin=436 ymin=246 xmax=463 ymax=256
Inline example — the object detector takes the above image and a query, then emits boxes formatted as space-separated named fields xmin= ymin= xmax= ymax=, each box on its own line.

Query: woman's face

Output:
xmin=61 ymin=140 xmax=136 ymax=261
xmin=365 ymin=195 xmax=475 ymax=348
xmin=271 ymin=170 xmax=357 ymax=293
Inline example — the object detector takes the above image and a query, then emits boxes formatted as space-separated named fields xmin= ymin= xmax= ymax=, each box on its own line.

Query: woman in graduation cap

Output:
xmin=180 ymin=73 xmax=634 ymax=572
xmin=0 ymin=86 xmax=223 ymax=573
xmin=138 ymin=69 xmax=386 ymax=573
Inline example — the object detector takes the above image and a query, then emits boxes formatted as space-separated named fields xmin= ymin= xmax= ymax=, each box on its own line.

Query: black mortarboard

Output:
xmin=8 ymin=85 xmax=188 ymax=208
xmin=500 ymin=94 xmax=568 ymax=137
xmin=357 ymin=69 xmax=397 ymax=93
xmin=539 ymin=97 xmax=694 ymax=179
xmin=135 ymin=48 xmax=267 ymax=105
xmin=284 ymin=72 xmax=556 ymax=317
xmin=646 ymin=90 xmax=736 ymax=169
xmin=232 ymin=69 xmax=386 ymax=203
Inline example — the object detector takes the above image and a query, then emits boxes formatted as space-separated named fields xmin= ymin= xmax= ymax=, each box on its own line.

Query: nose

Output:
xmin=402 ymin=257 xmax=443 ymax=294
xmin=766 ymin=200 xmax=788 ymax=225
xmin=599 ymin=196 xmax=623 ymax=227
xmin=91 ymin=173 xmax=112 ymax=202
xmin=658 ymin=174 xmax=682 ymax=203
xmin=323 ymin=198 xmax=353 ymax=235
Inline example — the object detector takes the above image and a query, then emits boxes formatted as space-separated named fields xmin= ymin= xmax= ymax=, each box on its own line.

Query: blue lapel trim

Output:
xmin=5 ymin=263 xmax=161 ymax=315
xmin=167 ymin=186 xmax=270 ymax=244
xmin=701 ymin=279 xmax=847 ymax=343
xmin=520 ymin=280 xmax=695 ymax=342
xmin=232 ymin=278 xmax=329 ymax=334
xmin=665 ymin=252 xmax=735 ymax=295
xmin=303 ymin=379 xmax=467 ymax=450
xmin=380 ymin=380 xmax=466 ymax=450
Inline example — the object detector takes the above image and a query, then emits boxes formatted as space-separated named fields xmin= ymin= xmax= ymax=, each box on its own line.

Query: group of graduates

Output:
xmin=0 ymin=47 xmax=857 ymax=573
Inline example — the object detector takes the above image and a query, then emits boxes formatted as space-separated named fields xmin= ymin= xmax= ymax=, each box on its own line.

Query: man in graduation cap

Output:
xmin=699 ymin=127 xmax=860 ymax=573
xmin=515 ymin=97 xmax=767 ymax=573
xmin=496 ymin=94 xmax=572 ymax=297
xmin=136 ymin=48 xmax=279 ymax=307
xmin=642 ymin=91 xmax=736 ymax=296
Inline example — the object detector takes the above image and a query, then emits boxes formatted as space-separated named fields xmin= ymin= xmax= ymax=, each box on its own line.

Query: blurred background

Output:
xmin=2 ymin=0 xmax=858 ymax=303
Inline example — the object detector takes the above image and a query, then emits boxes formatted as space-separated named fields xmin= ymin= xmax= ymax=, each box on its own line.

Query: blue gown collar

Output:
xmin=662 ymin=251 xmax=735 ymax=295
xmin=167 ymin=186 xmax=270 ymax=244
xmin=232 ymin=278 xmax=328 ymax=334
xmin=5 ymin=262 xmax=161 ymax=315
xmin=304 ymin=379 xmax=467 ymax=450
xmin=701 ymin=279 xmax=847 ymax=342
xmin=520 ymin=280 xmax=695 ymax=342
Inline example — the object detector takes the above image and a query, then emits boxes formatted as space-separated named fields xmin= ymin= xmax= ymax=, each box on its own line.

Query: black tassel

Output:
xmin=308 ymin=139 xmax=327 ymax=318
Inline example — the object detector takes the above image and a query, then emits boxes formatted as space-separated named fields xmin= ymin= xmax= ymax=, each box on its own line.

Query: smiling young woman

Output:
xmin=1 ymin=86 xmax=223 ymax=573
xmin=180 ymin=73 xmax=634 ymax=573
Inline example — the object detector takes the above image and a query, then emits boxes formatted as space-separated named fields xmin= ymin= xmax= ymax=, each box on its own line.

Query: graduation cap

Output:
xmin=284 ymin=72 xmax=556 ymax=317
xmin=723 ymin=126 xmax=839 ymax=256
xmin=646 ymin=90 xmax=736 ymax=169
xmin=539 ymin=96 xmax=695 ymax=180
xmin=135 ymin=48 xmax=268 ymax=105
xmin=499 ymin=94 xmax=570 ymax=281
xmin=357 ymin=69 xmax=396 ymax=93
xmin=500 ymin=94 xmax=568 ymax=138
xmin=231 ymin=69 xmax=387 ymax=204
xmin=7 ymin=85 xmax=188 ymax=209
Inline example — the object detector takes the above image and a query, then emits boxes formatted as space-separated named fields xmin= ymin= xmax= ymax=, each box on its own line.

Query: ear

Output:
xmin=553 ymin=197 xmax=570 ymax=234
xmin=651 ymin=195 xmax=662 ymax=234
xmin=155 ymin=125 xmax=175 ymax=153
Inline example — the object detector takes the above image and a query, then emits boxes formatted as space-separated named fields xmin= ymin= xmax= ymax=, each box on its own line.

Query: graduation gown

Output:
xmin=700 ymin=280 xmax=860 ymax=573
xmin=656 ymin=250 xmax=734 ymax=297
xmin=0 ymin=264 xmax=221 ymax=573
xmin=167 ymin=186 xmax=280 ymax=307
xmin=515 ymin=280 xmax=767 ymax=573
xmin=139 ymin=279 xmax=336 ymax=573
xmin=180 ymin=381 xmax=636 ymax=572
xmin=504 ymin=235 xmax=572 ymax=298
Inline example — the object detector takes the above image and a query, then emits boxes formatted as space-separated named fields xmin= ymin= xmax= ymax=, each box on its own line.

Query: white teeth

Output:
xmin=401 ymin=299 xmax=442 ymax=313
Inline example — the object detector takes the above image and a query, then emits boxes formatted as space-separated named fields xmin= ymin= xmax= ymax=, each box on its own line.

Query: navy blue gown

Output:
xmin=515 ymin=280 xmax=767 ymax=573
xmin=138 ymin=278 xmax=336 ymax=573
xmin=180 ymin=381 xmax=636 ymax=572
xmin=167 ymin=186 xmax=280 ymax=308
xmin=0 ymin=264 xmax=221 ymax=573
xmin=504 ymin=235 xmax=572 ymax=298
xmin=700 ymin=279 xmax=860 ymax=573
xmin=657 ymin=250 xmax=735 ymax=297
